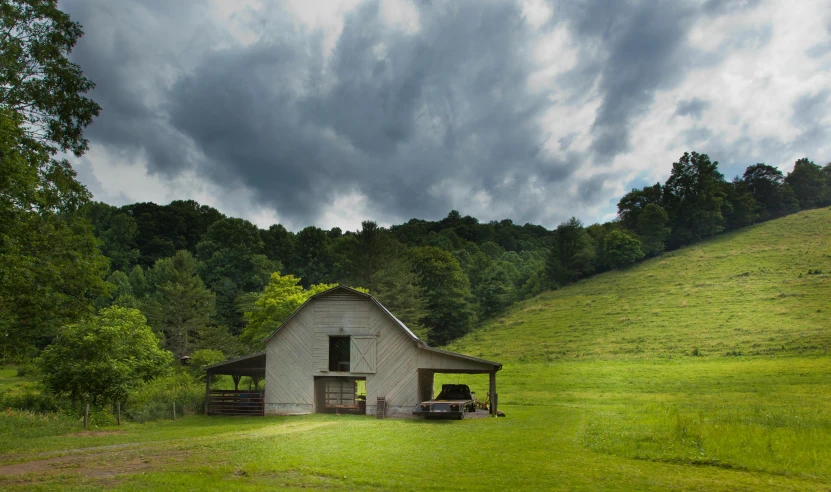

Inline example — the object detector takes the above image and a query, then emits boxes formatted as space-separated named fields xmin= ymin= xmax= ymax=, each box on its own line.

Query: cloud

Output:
xmin=59 ymin=0 xmax=831 ymax=231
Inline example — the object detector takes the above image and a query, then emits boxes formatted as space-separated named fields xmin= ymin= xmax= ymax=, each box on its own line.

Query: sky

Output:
xmin=60 ymin=0 xmax=831 ymax=232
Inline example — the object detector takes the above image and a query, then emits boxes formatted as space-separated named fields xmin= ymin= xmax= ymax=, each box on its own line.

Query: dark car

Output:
xmin=413 ymin=384 xmax=477 ymax=420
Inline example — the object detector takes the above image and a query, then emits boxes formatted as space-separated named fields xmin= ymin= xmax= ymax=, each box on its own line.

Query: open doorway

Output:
xmin=328 ymin=336 xmax=350 ymax=372
xmin=314 ymin=377 xmax=366 ymax=414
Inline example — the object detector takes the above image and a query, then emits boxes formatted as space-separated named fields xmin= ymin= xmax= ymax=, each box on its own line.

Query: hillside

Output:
xmin=447 ymin=207 xmax=831 ymax=361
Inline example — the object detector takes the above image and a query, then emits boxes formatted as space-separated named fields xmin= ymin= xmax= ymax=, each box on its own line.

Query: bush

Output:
xmin=0 ymin=382 xmax=63 ymax=413
xmin=124 ymin=371 xmax=205 ymax=422
xmin=189 ymin=349 xmax=225 ymax=380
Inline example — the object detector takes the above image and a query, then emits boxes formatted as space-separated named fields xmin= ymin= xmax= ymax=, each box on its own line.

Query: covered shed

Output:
xmin=204 ymin=352 xmax=265 ymax=416
xmin=205 ymin=286 xmax=502 ymax=418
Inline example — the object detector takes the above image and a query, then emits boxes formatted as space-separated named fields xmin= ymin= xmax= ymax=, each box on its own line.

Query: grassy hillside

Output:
xmin=447 ymin=207 xmax=831 ymax=361
xmin=1 ymin=209 xmax=829 ymax=490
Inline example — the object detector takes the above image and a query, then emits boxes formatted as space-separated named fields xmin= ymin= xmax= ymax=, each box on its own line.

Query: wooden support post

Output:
xmin=117 ymin=402 xmax=121 ymax=425
xmin=173 ymin=401 xmax=177 ymax=421
xmin=205 ymin=372 xmax=212 ymax=415
xmin=489 ymin=371 xmax=497 ymax=417
xmin=232 ymin=374 xmax=241 ymax=391
xmin=84 ymin=404 xmax=89 ymax=429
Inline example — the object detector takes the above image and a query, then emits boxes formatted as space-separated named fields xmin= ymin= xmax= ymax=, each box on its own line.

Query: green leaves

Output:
xmin=37 ymin=307 xmax=172 ymax=405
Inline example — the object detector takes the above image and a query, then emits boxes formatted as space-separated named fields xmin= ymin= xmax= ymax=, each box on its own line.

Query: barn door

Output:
xmin=350 ymin=336 xmax=376 ymax=373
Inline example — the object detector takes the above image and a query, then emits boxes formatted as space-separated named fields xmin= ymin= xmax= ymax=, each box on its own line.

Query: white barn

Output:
xmin=205 ymin=285 xmax=502 ymax=418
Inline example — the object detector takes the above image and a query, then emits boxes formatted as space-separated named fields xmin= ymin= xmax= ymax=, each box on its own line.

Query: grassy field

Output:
xmin=0 ymin=208 xmax=829 ymax=490
xmin=0 ymin=365 xmax=26 ymax=392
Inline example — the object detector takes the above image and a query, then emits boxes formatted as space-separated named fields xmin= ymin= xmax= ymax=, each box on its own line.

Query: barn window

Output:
xmin=329 ymin=336 xmax=351 ymax=372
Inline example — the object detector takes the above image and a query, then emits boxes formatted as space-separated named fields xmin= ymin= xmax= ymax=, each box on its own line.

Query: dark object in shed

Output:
xmin=413 ymin=384 xmax=477 ymax=420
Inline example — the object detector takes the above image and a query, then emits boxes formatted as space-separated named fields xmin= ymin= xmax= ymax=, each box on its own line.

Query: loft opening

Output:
xmin=329 ymin=335 xmax=350 ymax=372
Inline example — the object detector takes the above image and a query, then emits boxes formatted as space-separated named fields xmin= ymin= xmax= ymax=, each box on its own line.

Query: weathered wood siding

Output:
xmin=365 ymin=302 xmax=419 ymax=414
xmin=265 ymin=289 xmax=420 ymax=415
xmin=264 ymin=307 xmax=315 ymax=412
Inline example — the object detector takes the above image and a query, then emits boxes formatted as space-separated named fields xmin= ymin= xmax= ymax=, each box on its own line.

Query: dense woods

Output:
xmin=1 ymin=0 xmax=830 ymax=420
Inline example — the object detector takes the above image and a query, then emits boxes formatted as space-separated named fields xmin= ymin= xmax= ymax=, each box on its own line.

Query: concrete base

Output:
xmin=265 ymin=403 xmax=313 ymax=415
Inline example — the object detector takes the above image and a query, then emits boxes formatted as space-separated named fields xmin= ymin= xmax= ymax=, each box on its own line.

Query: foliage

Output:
xmin=38 ymin=307 xmax=173 ymax=405
xmin=189 ymin=349 xmax=225 ymax=380
xmin=636 ymin=203 xmax=671 ymax=256
xmin=144 ymin=251 xmax=216 ymax=357
xmin=785 ymin=158 xmax=826 ymax=210
xmin=0 ymin=108 xmax=109 ymax=356
xmin=408 ymin=246 xmax=477 ymax=345
xmin=240 ymin=273 xmax=338 ymax=349
xmin=196 ymin=218 xmax=278 ymax=332
xmin=371 ymin=255 xmax=429 ymax=336
xmin=123 ymin=370 xmax=205 ymax=423
xmin=662 ymin=151 xmax=726 ymax=246
xmin=0 ymin=0 xmax=101 ymax=156
xmin=604 ymin=230 xmax=644 ymax=269
xmin=546 ymin=217 xmax=596 ymax=286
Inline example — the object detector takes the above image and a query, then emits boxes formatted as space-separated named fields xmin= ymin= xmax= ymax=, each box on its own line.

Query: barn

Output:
xmin=204 ymin=285 xmax=502 ymax=418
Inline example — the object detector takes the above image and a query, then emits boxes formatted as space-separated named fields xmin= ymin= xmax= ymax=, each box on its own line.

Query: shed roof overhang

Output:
xmin=417 ymin=344 xmax=502 ymax=374
xmin=204 ymin=351 xmax=266 ymax=377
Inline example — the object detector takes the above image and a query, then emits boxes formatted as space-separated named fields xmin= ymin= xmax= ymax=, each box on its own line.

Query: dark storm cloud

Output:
xmin=59 ymin=0 xmax=819 ymax=229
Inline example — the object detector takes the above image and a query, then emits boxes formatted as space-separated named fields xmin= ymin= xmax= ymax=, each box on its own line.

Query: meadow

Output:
xmin=0 ymin=208 xmax=829 ymax=490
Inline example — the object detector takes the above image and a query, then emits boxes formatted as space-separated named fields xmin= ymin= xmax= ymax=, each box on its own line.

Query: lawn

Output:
xmin=0 ymin=365 xmax=26 ymax=392
xmin=0 ymin=356 xmax=829 ymax=491
xmin=1 ymin=209 xmax=828 ymax=490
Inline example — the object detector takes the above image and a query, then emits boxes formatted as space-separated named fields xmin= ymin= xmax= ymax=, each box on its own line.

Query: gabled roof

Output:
xmin=261 ymin=285 xmax=501 ymax=372
xmin=262 ymin=285 xmax=419 ymax=343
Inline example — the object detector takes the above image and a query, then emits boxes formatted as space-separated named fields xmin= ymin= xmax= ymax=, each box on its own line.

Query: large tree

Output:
xmin=662 ymin=152 xmax=726 ymax=246
xmin=408 ymin=246 xmax=476 ymax=345
xmin=742 ymin=163 xmax=798 ymax=220
xmin=785 ymin=158 xmax=826 ymax=210
xmin=144 ymin=251 xmax=215 ymax=357
xmin=0 ymin=108 xmax=108 ymax=357
xmin=38 ymin=307 xmax=171 ymax=406
xmin=0 ymin=0 xmax=100 ymax=156
xmin=636 ymin=203 xmax=671 ymax=256
xmin=604 ymin=230 xmax=644 ymax=269
xmin=546 ymin=217 xmax=596 ymax=286
xmin=196 ymin=218 xmax=278 ymax=332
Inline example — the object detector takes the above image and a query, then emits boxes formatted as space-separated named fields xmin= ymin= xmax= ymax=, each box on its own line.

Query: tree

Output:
xmin=546 ymin=217 xmax=596 ymax=286
xmin=742 ymin=163 xmax=796 ymax=220
xmin=189 ymin=349 xmax=225 ymax=381
xmin=372 ymin=255 xmax=428 ymax=336
xmin=721 ymin=177 xmax=758 ymax=231
xmin=144 ymin=251 xmax=215 ymax=358
xmin=0 ymin=108 xmax=109 ymax=356
xmin=350 ymin=220 xmax=396 ymax=293
xmin=662 ymin=152 xmax=726 ymax=246
xmin=822 ymin=163 xmax=831 ymax=206
xmin=636 ymin=203 xmax=671 ymax=256
xmin=38 ymin=307 xmax=171 ymax=406
xmin=785 ymin=158 xmax=826 ymax=210
xmin=473 ymin=261 xmax=518 ymax=317
xmin=604 ymin=230 xmax=645 ymax=269
xmin=617 ymin=183 xmax=663 ymax=230
xmin=0 ymin=0 xmax=101 ymax=156
xmin=99 ymin=214 xmax=140 ymax=271
xmin=240 ymin=273 xmax=338 ymax=349
xmin=408 ymin=246 xmax=476 ymax=345
xmin=196 ymin=218 xmax=278 ymax=331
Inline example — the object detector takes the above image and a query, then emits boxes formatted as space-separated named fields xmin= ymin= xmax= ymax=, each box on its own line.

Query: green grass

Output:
xmin=0 ymin=208 xmax=829 ymax=490
xmin=0 ymin=365 xmax=26 ymax=392
xmin=446 ymin=207 xmax=831 ymax=361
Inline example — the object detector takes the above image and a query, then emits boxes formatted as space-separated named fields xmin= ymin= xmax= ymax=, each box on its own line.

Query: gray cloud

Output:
xmin=675 ymin=98 xmax=711 ymax=119
xmin=59 ymin=0 xmax=831 ymax=230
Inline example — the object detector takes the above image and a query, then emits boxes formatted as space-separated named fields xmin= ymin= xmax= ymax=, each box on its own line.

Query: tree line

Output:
xmin=546 ymin=153 xmax=831 ymax=288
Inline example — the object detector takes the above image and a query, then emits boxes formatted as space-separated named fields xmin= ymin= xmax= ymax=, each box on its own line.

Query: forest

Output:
xmin=2 ymin=0 xmax=831 ymax=422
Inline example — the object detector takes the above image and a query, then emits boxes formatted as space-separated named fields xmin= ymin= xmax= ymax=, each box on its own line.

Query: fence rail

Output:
xmin=207 ymin=390 xmax=264 ymax=416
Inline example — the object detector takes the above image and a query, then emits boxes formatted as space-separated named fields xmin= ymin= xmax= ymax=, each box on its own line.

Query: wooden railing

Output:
xmin=207 ymin=390 xmax=264 ymax=416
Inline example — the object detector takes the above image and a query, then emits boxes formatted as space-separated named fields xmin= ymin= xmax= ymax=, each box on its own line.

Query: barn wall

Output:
xmin=265 ymin=290 xmax=421 ymax=417
xmin=264 ymin=307 xmax=315 ymax=415
xmin=365 ymin=302 xmax=419 ymax=417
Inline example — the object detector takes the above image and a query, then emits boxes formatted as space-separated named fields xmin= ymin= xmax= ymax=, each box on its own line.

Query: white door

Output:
xmin=350 ymin=336 xmax=377 ymax=373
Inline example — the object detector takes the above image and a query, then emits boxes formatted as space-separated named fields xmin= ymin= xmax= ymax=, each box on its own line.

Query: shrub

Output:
xmin=189 ymin=349 xmax=225 ymax=381
xmin=124 ymin=371 xmax=205 ymax=423
xmin=0 ymin=382 xmax=63 ymax=413
xmin=691 ymin=347 xmax=701 ymax=356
